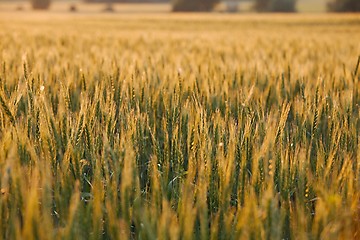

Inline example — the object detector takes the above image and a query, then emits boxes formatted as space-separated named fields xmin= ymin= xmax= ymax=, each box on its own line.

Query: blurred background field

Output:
xmin=0 ymin=0 xmax=329 ymax=13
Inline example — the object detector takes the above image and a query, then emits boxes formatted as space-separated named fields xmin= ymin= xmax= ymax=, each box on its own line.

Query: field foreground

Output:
xmin=0 ymin=13 xmax=360 ymax=239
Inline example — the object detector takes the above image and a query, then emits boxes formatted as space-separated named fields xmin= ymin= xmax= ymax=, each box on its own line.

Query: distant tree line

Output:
xmin=84 ymin=0 xmax=168 ymax=2
xmin=172 ymin=0 xmax=220 ymax=12
xmin=31 ymin=0 xmax=50 ymax=9
xmin=30 ymin=0 xmax=360 ymax=12
xmin=327 ymin=0 xmax=360 ymax=12
xmin=174 ymin=0 xmax=360 ymax=12
xmin=254 ymin=0 xmax=296 ymax=12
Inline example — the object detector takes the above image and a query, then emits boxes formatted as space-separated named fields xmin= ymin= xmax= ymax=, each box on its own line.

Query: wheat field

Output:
xmin=0 ymin=13 xmax=360 ymax=239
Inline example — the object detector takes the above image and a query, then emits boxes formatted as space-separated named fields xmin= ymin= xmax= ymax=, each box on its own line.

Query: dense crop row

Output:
xmin=0 ymin=14 xmax=359 ymax=239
